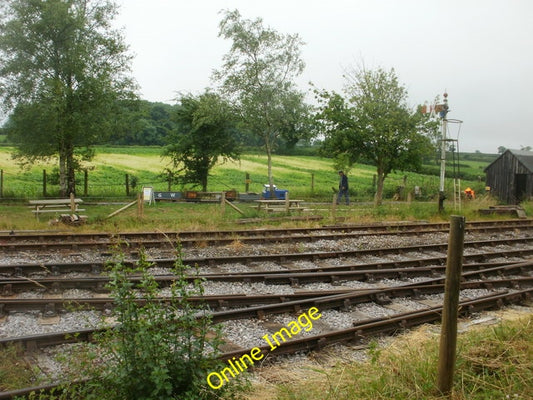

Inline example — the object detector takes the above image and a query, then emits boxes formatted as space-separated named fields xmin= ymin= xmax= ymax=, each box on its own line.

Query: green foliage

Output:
xmin=0 ymin=0 xmax=137 ymax=195
xmin=316 ymin=66 xmax=437 ymax=205
xmin=275 ymin=316 xmax=533 ymax=400
xmin=0 ymin=344 xmax=36 ymax=392
xmin=66 ymin=245 xmax=236 ymax=399
xmin=107 ymin=101 xmax=177 ymax=146
xmin=164 ymin=91 xmax=240 ymax=191
xmin=214 ymin=9 xmax=309 ymax=189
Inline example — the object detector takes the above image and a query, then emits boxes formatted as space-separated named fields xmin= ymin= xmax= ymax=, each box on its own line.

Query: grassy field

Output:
xmin=0 ymin=146 xmax=491 ymax=201
xmin=0 ymin=145 xmax=523 ymax=231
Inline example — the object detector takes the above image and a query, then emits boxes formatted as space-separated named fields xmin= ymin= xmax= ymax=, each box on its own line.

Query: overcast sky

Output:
xmin=114 ymin=0 xmax=532 ymax=153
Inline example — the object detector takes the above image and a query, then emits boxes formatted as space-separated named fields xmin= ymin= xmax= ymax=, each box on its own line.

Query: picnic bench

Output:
xmin=254 ymin=199 xmax=306 ymax=213
xmin=29 ymin=197 xmax=84 ymax=217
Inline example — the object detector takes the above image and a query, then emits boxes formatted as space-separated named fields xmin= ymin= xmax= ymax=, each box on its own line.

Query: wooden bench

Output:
xmin=478 ymin=205 xmax=527 ymax=219
xmin=254 ymin=199 xmax=306 ymax=213
xmin=29 ymin=198 xmax=84 ymax=217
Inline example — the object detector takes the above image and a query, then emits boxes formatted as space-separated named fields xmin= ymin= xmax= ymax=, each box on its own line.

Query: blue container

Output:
xmin=262 ymin=185 xmax=288 ymax=199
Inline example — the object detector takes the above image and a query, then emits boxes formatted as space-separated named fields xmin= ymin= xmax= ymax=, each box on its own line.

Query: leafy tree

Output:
xmin=277 ymin=91 xmax=316 ymax=152
xmin=213 ymin=9 xmax=307 ymax=193
xmin=109 ymin=101 xmax=176 ymax=146
xmin=164 ymin=91 xmax=240 ymax=191
xmin=317 ymin=67 xmax=436 ymax=205
xmin=0 ymin=0 xmax=136 ymax=196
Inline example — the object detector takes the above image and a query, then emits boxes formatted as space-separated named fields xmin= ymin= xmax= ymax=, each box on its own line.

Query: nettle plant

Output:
xmin=86 ymin=244 xmax=235 ymax=400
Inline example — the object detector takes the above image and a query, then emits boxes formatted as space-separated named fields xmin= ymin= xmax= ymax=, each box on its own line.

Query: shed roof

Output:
xmin=484 ymin=149 xmax=533 ymax=173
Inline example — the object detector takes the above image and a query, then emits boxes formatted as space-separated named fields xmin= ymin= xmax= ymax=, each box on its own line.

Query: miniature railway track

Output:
xmin=0 ymin=219 xmax=532 ymax=399
xmin=0 ymin=219 xmax=531 ymax=252
xmin=1 ymin=261 xmax=532 ymax=350
xmin=2 ymin=287 xmax=530 ymax=400
xmin=0 ymin=235 xmax=532 ymax=278
xmin=1 ymin=264 xmax=531 ymax=319
xmin=1 ymin=256 xmax=532 ymax=295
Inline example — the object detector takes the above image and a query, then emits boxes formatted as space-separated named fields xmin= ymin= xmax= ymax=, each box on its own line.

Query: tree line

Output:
xmin=1 ymin=0 xmax=439 ymax=205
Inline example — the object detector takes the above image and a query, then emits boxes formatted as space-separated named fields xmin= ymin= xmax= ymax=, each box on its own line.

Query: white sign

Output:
xmin=142 ymin=186 xmax=154 ymax=205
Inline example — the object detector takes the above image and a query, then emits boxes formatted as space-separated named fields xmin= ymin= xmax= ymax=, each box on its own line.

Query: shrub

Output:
xmin=75 ymin=244 xmax=239 ymax=400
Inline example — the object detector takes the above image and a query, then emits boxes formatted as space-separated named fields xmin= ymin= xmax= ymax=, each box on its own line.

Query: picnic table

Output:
xmin=29 ymin=197 xmax=84 ymax=217
xmin=254 ymin=199 xmax=305 ymax=213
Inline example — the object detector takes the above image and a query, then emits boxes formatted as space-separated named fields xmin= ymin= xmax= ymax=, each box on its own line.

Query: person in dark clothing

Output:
xmin=337 ymin=170 xmax=349 ymax=205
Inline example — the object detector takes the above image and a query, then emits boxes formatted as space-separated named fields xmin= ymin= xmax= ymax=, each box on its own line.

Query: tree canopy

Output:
xmin=0 ymin=0 xmax=136 ymax=196
xmin=213 ymin=9 xmax=309 ymax=192
xmin=317 ymin=67 xmax=436 ymax=205
xmin=164 ymin=91 xmax=240 ymax=192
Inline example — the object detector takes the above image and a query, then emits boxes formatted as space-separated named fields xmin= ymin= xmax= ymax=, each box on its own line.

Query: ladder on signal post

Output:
xmin=453 ymin=177 xmax=461 ymax=210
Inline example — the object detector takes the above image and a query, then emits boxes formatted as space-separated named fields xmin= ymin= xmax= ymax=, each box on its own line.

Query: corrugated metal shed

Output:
xmin=484 ymin=149 xmax=533 ymax=204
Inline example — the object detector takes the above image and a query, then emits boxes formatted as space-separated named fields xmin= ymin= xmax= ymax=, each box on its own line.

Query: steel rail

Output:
xmin=1 ymin=256 xmax=531 ymax=295
xmin=0 ymin=220 xmax=531 ymax=251
xmin=2 ymin=274 xmax=532 ymax=317
xmin=1 ymin=263 xmax=531 ymax=351
xmin=1 ymin=218 xmax=531 ymax=240
xmin=218 ymin=288 xmax=533 ymax=360
xmin=0 ymin=288 xmax=531 ymax=400
xmin=0 ymin=235 xmax=531 ymax=277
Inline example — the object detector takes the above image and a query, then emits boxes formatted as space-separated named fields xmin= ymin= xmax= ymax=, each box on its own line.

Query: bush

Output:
xmin=74 ymin=244 xmax=241 ymax=400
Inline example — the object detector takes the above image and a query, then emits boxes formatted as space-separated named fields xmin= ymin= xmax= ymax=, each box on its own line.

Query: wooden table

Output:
xmin=29 ymin=198 xmax=84 ymax=217
xmin=254 ymin=199 xmax=305 ymax=213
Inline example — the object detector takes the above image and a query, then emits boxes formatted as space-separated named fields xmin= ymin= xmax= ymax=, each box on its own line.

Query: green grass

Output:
xmin=0 ymin=344 xmax=35 ymax=392
xmin=266 ymin=315 xmax=533 ymax=400
xmin=0 ymin=146 xmax=490 ymax=202
xmin=0 ymin=145 xmax=525 ymax=231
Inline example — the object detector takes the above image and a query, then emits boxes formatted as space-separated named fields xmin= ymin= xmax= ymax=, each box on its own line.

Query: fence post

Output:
xmin=437 ymin=215 xmax=466 ymax=396
xmin=220 ymin=191 xmax=226 ymax=214
xmin=43 ymin=169 xmax=47 ymax=197
xmin=168 ymin=171 xmax=172 ymax=191
xmin=245 ymin=172 xmax=250 ymax=193
xmin=137 ymin=192 xmax=144 ymax=218
xmin=311 ymin=173 xmax=315 ymax=194
xmin=0 ymin=169 xmax=3 ymax=198
xmin=331 ymin=193 xmax=337 ymax=220
xmin=125 ymin=174 xmax=130 ymax=196
xmin=84 ymin=169 xmax=88 ymax=197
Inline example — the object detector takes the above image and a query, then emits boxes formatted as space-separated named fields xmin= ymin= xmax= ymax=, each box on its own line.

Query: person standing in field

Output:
xmin=337 ymin=170 xmax=349 ymax=205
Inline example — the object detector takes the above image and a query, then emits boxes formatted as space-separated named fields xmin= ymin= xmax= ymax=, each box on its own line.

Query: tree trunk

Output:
xmin=66 ymin=141 xmax=76 ymax=196
xmin=59 ymin=146 xmax=68 ymax=197
xmin=266 ymin=141 xmax=275 ymax=197
xmin=375 ymin=168 xmax=385 ymax=206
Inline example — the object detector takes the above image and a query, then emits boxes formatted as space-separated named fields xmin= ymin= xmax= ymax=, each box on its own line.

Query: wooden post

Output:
xmin=137 ymin=192 xmax=144 ymax=218
xmin=125 ymin=174 xmax=130 ymax=196
xmin=331 ymin=193 xmax=337 ymax=220
xmin=106 ymin=200 xmax=137 ymax=219
xmin=43 ymin=169 xmax=47 ymax=197
xmin=168 ymin=171 xmax=172 ymax=191
xmin=0 ymin=169 xmax=3 ymax=198
xmin=245 ymin=173 xmax=250 ymax=193
xmin=69 ymin=192 xmax=76 ymax=212
xmin=220 ymin=191 xmax=226 ymax=214
xmin=285 ymin=191 xmax=290 ymax=212
xmin=84 ymin=169 xmax=88 ymax=196
xmin=437 ymin=215 xmax=466 ymax=396
xmin=311 ymin=173 xmax=315 ymax=193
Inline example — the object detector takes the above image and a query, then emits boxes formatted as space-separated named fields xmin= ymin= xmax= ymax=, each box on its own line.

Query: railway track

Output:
xmin=1 ymin=257 xmax=532 ymax=295
xmin=0 ymin=219 xmax=531 ymax=399
xmin=0 ymin=219 xmax=531 ymax=252
xmin=1 ymin=263 xmax=531 ymax=350
xmin=0 ymin=235 xmax=532 ymax=278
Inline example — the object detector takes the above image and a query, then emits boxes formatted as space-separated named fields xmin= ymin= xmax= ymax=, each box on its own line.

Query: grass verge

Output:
xmin=253 ymin=312 xmax=532 ymax=400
